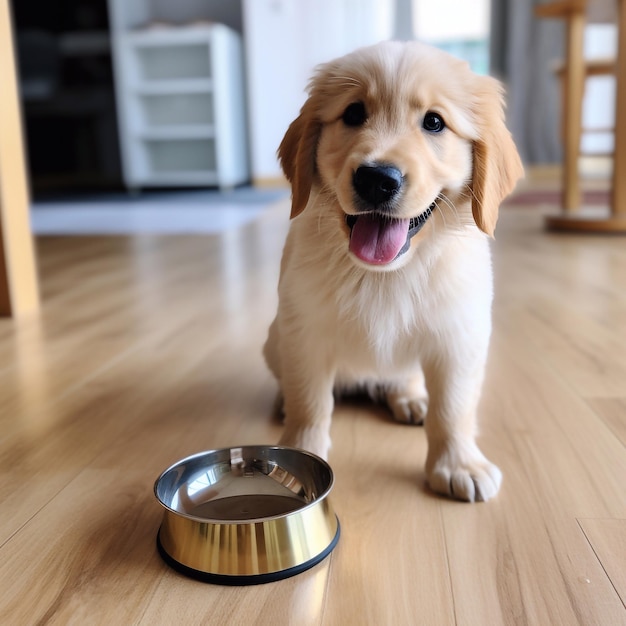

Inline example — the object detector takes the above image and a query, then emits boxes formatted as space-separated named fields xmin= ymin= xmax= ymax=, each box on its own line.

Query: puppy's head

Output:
xmin=279 ymin=41 xmax=523 ymax=270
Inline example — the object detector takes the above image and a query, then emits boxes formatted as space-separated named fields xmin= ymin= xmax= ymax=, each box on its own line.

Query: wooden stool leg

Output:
xmin=562 ymin=10 xmax=585 ymax=213
xmin=537 ymin=1 xmax=626 ymax=233
xmin=611 ymin=0 xmax=626 ymax=217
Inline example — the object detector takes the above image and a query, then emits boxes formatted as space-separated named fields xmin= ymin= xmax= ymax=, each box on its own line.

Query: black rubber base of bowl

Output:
xmin=156 ymin=518 xmax=340 ymax=586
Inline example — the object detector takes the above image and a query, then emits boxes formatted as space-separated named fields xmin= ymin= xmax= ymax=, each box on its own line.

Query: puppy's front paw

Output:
xmin=278 ymin=424 xmax=331 ymax=461
xmin=426 ymin=441 xmax=502 ymax=502
xmin=386 ymin=390 xmax=428 ymax=425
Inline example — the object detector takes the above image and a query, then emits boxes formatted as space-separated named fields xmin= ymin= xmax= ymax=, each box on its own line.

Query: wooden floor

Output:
xmin=1 ymin=188 xmax=625 ymax=625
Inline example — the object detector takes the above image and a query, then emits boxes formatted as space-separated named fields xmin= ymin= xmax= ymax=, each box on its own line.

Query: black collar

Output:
xmin=395 ymin=201 xmax=437 ymax=258
xmin=407 ymin=201 xmax=436 ymax=238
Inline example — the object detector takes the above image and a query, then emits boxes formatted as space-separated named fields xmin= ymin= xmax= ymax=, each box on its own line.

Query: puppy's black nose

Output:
xmin=353 ymin=164 xmax=404 ymax=207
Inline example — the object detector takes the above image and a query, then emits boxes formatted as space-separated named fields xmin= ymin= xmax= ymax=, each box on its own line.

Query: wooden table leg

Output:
xmin=0 ymin=0 xmax=39 ymax=315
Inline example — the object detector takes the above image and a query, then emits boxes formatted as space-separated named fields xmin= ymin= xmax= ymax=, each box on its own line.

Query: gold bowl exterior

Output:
xmin=154 ymin=446 xmax=339 ymax=583
xmin=158 ymin=497 xmax=338 ymax=576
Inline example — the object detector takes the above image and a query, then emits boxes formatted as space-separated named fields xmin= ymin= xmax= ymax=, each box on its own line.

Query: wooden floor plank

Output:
xmin=1 ymin=200 xmax=625 ymax=624
xmin=0 ymin=468 xmax=159 ymax=624
xmin=578 ymin=518 xmax=626 ymax=609
xmin=586 ymin=398 xmax=626 ymax=447
xmin=320 ymin=405 xmax=456 ymax=625
xmin=442 ymin=329 xmax=626 ymax=625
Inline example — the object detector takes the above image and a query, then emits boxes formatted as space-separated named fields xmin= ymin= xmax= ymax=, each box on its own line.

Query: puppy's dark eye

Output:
xmin=423 ymin=112 xmax=445 ymax=133
xmin=342 ymin=102 xmax=367 ymax=127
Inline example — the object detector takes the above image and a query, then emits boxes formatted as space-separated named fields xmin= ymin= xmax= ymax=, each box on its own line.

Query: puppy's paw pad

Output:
xmin=427 ymin=446 xmax=502 ymax=502
xmin=387 ymin=395 xmax=428 ymax=425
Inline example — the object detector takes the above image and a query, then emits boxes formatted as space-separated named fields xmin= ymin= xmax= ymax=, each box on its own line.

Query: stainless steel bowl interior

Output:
xmin=155 ymin=446 xmax=333 ymax=523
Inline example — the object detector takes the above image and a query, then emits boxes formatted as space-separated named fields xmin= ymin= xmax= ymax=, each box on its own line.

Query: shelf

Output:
xmin=137 ymin=171 xmax=220 ymax=186
xmin=109 ymin=15 xmax=248 ymax=188
xmin=123 ymin=26 xmax=218 ymax=47
xmin=137 ymin=125 xmax=215 ymax=140
xmin=133 ymin=79 xmax=213 ymax=95
xmin=59 ymin=30 xmax=111 ymax=56
xmin=133 ymin=44 xmax=212 ymax=81
xmin=139 ymin=93 xmax=215 ymax=128
xmin=141 ymin=137 xmax=217 ymax=174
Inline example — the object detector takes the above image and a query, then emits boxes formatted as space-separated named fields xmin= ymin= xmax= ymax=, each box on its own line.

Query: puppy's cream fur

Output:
xmin=264 ymin=41 xmax=523 ymax=502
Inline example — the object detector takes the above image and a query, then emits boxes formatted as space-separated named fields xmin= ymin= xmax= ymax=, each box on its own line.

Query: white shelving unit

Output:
xmin=108 ymin=1 xmax=248 ymax=189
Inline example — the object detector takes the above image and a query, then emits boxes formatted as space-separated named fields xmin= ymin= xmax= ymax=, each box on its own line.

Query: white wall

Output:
xmin=581 ymin=24 xmax=617 ymax=156
xmin=242 ymin=0 xmax=395 ymax=183
xmin=413 ymin=0 xmax=489 ymax=42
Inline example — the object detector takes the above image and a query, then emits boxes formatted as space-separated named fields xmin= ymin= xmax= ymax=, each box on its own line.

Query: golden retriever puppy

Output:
xmin=264 ymin=41 xmax=523 ymax=502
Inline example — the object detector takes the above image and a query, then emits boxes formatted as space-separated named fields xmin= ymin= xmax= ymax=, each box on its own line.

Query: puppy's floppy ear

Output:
xmin=470 ymin=76 xmax=524 ymax=237
xmin=278 ymin=103 xmax=321 ymax=219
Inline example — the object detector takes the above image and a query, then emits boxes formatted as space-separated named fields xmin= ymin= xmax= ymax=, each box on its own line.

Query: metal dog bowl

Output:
xmin=154 ymin=446 xmax=340 ymax=585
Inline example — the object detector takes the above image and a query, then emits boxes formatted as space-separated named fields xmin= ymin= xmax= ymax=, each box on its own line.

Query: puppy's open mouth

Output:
xmin=345 ymin=202 xmax=436 ymax=265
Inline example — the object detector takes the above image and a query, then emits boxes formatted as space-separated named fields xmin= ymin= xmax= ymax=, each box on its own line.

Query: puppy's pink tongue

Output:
xmin=349 ymin=214 xmax=410 ymax=265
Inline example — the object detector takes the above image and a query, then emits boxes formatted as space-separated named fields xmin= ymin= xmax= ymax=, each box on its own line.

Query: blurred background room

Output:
xmin=8 ymin=0 xmax=618 ymax=236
